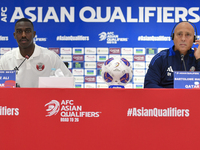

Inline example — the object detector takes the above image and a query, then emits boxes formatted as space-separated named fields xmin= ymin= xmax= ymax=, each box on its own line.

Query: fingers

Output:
xmin=194 ymin=39 xmax=200 ymax=45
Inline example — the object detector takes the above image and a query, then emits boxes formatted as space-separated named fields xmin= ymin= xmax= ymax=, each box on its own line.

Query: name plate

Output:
xmin=174 ymin=71 xmax=200 ymax=89
xmin=38 ymin=77 xmax=74 ymax=88
xmin=0 ymin=70 xmax=16 ymax=88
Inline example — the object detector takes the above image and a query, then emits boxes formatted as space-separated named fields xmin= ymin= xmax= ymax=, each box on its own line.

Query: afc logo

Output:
xmin=45 ymin=100 xmax=60 ymax=117
xmin=1 ymin=7 xmax=7 ymax=22
xmin=45 ymin=100 xmax=74 ymax=117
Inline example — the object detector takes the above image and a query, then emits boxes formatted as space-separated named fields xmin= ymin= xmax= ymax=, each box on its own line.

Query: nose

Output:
xmin=22 ymin=31 xmax=26 ymax=37
xmin=181 ymin=35 xmax=186 ymax=41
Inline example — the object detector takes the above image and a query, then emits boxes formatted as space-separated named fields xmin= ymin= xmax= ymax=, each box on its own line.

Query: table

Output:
xmin=0 ymin=88 xmax=199 ymax=150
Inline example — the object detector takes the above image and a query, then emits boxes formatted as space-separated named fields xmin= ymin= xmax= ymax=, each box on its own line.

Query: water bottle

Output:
xmin=50 ymin=68 xmax=56 ymax=77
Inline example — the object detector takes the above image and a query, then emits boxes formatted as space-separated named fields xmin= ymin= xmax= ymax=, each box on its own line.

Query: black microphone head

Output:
xmin=181 ymin=54 xmax=184 ymax=58
xmin=14 ymin=66 xmax=18 ymax=71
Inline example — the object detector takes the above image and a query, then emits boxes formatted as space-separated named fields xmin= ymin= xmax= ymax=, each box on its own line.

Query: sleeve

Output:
xmin=0 ymin=59 xmax=3 ymax=70
xmin=195 ymin=60 xmax=200 ymax=71
xmin=0 ymin=55 xmax=8 ymax=70
xmin=144 ymin=53 xmax=164 ymax=88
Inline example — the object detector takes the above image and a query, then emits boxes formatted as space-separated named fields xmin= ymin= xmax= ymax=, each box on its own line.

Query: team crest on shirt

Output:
xmin=36 ymin=62 xmax=45 ymax=71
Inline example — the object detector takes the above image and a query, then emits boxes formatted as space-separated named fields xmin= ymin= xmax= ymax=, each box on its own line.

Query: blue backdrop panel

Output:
xmin=0 ymin=0 xmax=200 ymax=88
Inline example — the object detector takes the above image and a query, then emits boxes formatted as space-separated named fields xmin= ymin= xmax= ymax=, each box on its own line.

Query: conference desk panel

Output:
xmin=0 ymin=88 xmax=199 ymax=150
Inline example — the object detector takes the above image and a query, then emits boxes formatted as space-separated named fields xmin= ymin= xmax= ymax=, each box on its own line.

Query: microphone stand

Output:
xmin=181 ymin=54 xmax=187 ymax=71
xmin=14 ymin=55 xmax=30 ymax=87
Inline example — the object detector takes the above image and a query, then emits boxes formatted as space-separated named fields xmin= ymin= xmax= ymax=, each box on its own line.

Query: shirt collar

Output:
xmin=15 ymin=44 xmax=41 ymax=60
xmin=170 ymin=45 xmax=193 ymax=56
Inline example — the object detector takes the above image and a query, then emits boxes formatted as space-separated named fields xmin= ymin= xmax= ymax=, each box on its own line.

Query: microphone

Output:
xmin=14 ymin=55 xmax=30 ymax=88
xmin=14 ymin=55 xmax=30 ymax=71
xmin=181 ymin=54 xmax=186 ymax=71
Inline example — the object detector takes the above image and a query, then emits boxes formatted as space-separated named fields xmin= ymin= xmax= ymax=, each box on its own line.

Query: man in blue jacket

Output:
xmin=144 ymin=21 xmax=200 ymax=88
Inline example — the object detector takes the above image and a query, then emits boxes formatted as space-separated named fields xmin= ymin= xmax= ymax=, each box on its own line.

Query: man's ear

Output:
xmin=33 ymin=31 xmax=36 ymax=38
xmin=13 ymin=32 xmax=16 ymax=39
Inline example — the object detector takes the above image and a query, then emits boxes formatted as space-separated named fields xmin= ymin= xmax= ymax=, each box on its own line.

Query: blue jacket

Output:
xmin=144 ymin=46 xmax=200 ymax=88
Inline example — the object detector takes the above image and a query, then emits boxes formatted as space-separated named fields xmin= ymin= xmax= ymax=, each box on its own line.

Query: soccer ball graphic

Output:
xmin=101 ymin=57 xmax=133 ymax=87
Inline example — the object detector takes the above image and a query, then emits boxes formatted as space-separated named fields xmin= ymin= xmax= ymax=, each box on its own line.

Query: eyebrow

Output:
xmin=15 ymin=28 xmax=32 ymax=32
xmin=16 ymin=28 xmax=32 ymax=30
xmin=176 ymin=31 xmax=191 ymax=33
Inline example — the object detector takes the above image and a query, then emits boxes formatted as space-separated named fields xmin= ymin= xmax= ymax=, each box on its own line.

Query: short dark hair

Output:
xmin=15 ymin=18 xmax=34 ymax=28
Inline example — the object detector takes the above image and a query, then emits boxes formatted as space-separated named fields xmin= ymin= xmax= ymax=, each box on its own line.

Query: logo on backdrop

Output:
xmin=138 ymin=35 xmax=171 ymax=41
xmin=0 ymin=35 xmax=8 ymax=41
xmin=99 ymin=32 xmax=128 ymax=44
xmin=45 ymin=99 xmax=101 ymax=122
xmin=0 ymin=106 xmax=19 ymax=116
xmin=33 ymin=35 xmax=47 ymax=43
xmin=45 ymin=100 xmax=60 ymax=117
xmin=2 ymin=6 xmax=200 ymax=23
xmin=127 ymin=107 xmax=190 ymax=117
xmin=56 ymin=35 xmax=89 ymax=41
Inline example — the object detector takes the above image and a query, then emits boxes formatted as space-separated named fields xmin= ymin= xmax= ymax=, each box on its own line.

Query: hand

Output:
xmin=194 ymin=39 xmax=200 ymax=59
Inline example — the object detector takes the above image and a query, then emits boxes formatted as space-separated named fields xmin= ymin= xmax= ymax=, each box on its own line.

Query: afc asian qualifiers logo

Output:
xmin=45 ymin=100 xmax=60 ymax=117
xmin=98 ymin=32 xmax=128 ymax=44
xmin=45 ymin=99 xmax=101 ymax=122
xmin=99 ymin=32 xmax=107 ymax=41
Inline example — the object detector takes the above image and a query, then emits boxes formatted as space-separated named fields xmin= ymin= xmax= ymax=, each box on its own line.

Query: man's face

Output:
xmin=173 ymin=22 xmax=195 ymax=55
xmin=13 ymin=21 xmax=36 ymax=49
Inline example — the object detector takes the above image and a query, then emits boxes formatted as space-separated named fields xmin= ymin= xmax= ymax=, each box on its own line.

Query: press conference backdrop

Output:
xmin=0 ymin=0 xmax=200 ymax=88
